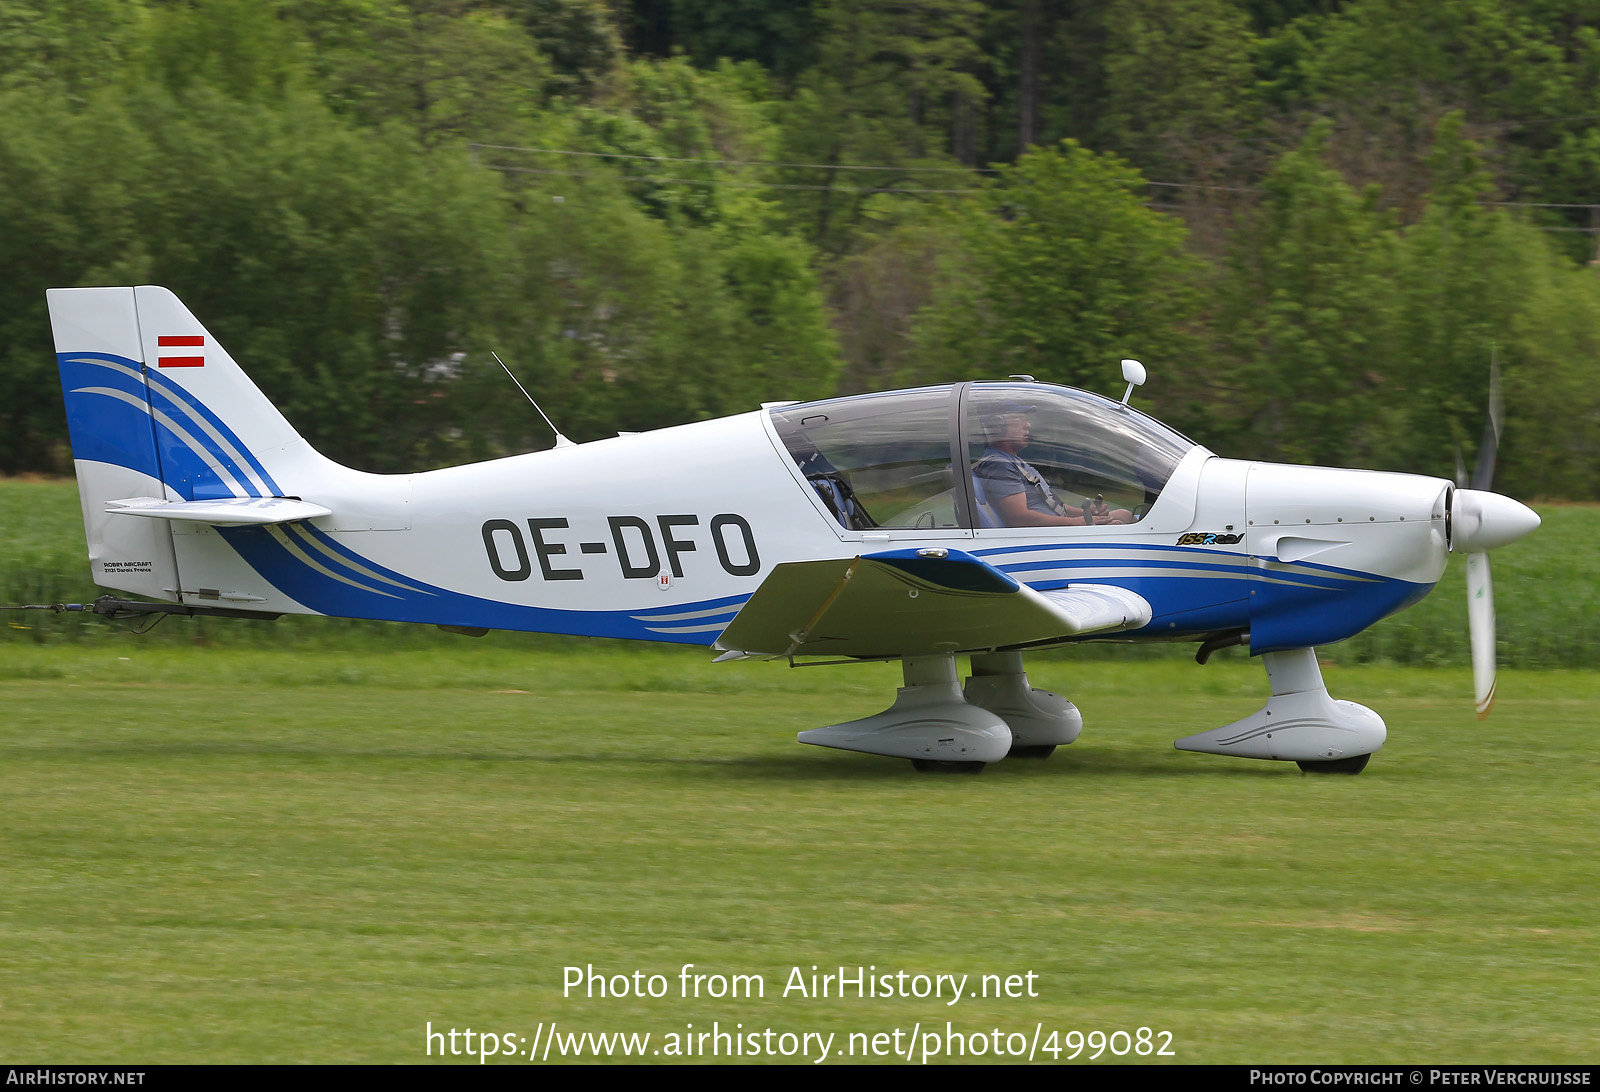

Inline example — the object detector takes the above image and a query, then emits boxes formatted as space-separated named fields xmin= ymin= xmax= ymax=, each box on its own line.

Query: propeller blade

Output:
xmin=1471 ymin=351 xmax=1502 ymax=491
xmin=1466 ymin=551 xmax=1495 ymax=718
xmin=1462 ymin=352 xmax=1513 ymax=717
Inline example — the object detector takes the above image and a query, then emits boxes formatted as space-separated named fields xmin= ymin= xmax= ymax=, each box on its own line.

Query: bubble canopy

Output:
xmin=769 ymin=382 xmax=1199 ymax=531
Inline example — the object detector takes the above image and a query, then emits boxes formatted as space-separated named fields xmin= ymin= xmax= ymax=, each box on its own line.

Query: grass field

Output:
xmin=2 ymin=476 xmax=1597 ymax=1063
xmin=0 ymin=645 xmax=1596 ymax=1064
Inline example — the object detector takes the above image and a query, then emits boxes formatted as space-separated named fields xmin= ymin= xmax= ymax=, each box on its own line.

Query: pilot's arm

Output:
xmin=978 ymin=452 xmax=1130 ymax=526
xmin=991 ymin=485 xmax=1132 ymax=527
xmin=993 ymin=491 xmax=1090 ymax=527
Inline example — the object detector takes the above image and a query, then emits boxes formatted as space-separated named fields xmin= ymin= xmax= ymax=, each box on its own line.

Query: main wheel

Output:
xmin=912 ymin=759 xmax=986 ymax=774
xmin=1007 ymin=745 xmax=1056 ymax=759
xmin=1296 ymin=753 xmax=1371 ymax=775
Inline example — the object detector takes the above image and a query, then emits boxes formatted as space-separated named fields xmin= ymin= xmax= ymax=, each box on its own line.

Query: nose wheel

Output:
xmin=1296 ymin=753 xmax=1371 ymax=775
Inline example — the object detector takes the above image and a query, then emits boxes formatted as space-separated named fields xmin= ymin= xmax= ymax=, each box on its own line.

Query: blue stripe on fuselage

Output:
xmin=975 ymin=539 xmax=1431 ymax=647
xmin=215 ymin=522 xmax=751 ymax=642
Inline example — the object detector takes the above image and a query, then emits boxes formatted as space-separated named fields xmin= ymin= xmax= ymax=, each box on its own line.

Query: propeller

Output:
xmin=1450 ymin=353 xmax=1538 ymax=718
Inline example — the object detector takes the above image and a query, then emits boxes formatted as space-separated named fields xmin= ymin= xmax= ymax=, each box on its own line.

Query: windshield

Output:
xmin=966 ymin=383 xmax=1195 ymax=528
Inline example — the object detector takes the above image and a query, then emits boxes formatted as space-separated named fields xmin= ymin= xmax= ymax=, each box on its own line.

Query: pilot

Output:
xmin=975 ymin=402 xmax=1132 ymax=527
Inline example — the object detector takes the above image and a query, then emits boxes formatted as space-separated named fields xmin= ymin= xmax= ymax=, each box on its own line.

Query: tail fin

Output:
xmin=47 ymin=285 xmax=316 ymax=600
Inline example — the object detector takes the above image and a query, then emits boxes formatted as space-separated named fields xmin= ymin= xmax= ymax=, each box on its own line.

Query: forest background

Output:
xmin=4 ymin=0 xmax=1600 ymax=502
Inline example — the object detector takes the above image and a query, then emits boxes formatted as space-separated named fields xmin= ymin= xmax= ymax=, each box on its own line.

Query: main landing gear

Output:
xmin=797 ymin=651 xmax=1081 ymax=773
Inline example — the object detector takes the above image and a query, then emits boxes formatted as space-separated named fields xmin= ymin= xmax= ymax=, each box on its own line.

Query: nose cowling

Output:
xmin=1244 ymin=463 xmax=1452 ymax=584
xmin=1241 ymin=463 xmax=1452 ymax=652
xmin=1451 ymin=489 xmax=1541 ymax=553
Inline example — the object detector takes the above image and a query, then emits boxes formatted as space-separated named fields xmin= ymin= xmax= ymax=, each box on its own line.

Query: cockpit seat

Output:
xmin=970 ymin=471 xmax=1000 ymax=528
xmin=809 ymin=473 xmax=877 ymax=531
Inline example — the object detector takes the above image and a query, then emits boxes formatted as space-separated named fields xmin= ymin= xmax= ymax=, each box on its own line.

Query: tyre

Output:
xmin=1296 ymin=753 xmax=1371 ymax=775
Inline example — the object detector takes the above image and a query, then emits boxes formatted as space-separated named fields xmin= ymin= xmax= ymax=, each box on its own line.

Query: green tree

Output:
xmin=913 ymin=141 xmax=1197 ymax=392
xmin=1383 ymin=115 xmax=1600 ymax=496
xmin=0 ymin=87 xmax=155 ymax=473
xmin=1379 ymin=114 xmax=1518 ymax=475
xmin=287 ymin=0 xmax=552 ymax=145
xmin=502 ymin=0 xmax=621 ymax=97
xmin=660 ymin=0 xmax=818 ymax=82
xmin=126 ymin=87 xmax=516 ymax=470
xmin=774 ymin=0 xmax=988 ymax=252
xmin=133 ymin=0 xmax=312 ymax=103
xmin=829 ymin=219 xmax=955 ymax=393
xmin=1499 ymin=254 xmax=1600 ymax=499
xmin=548 ymin=56 xmax=781 ymax=227
xmin=0 ymin=0 xmax=147 ymax=102
xmin=1294 ymin=0 xmax=1600 ymax=250
xmin=0 ymin=72 xmax=519 ymax=473
xmin=1212 ymin=123 xmax=1397 ymax=466
xmin=471 ymin=170 xmax=839 ymax=450
xmin=1098 ymin=0 xmax=1260 ymax=180
xmin=1212 ymin=114 xmax=1600 ymax=498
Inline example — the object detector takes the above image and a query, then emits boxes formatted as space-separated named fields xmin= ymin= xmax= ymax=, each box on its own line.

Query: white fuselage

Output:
xmin=146 ymin=409 xmax=1451 ymax=654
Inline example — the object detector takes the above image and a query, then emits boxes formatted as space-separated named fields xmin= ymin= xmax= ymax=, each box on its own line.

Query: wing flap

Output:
xmin=105 ymin=496 xmax=332 ymax=526
xmin=714 ymin=549 xmax=1150 ymax=659
xmin=1038 ymin=583 xmax=1153 ymax=633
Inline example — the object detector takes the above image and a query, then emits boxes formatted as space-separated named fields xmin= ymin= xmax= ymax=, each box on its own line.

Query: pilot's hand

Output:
xmin=1089 ymin=498 xmax=1116 ymax=525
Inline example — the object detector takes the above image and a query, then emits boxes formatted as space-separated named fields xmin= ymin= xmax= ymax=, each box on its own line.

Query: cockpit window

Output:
xmin=967 ymin=384 xmax=1194 ymax=528
xmin=769 ymin=388 xmax=960 ymax=529
xmin=770 ymin=382 xmax=1197 ymax=531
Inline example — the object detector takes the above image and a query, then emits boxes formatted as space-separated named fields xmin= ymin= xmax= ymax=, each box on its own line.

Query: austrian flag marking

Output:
xmin=157 ymin=334 xmax=204 ymax=367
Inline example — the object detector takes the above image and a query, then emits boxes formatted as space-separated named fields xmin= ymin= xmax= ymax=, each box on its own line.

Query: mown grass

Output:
xmin=0 ymin=649 xmax=1595 ymax=1063
xmin=1 ymin=478 xmax=1590 ymax=667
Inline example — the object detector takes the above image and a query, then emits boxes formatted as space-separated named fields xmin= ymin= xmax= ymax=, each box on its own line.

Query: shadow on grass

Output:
xmin=5 ymin=741 xmax=1303 ymax=781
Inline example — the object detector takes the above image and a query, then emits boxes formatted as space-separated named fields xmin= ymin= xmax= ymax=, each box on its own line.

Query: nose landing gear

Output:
xmin=1176 ymin=647 xmax=1384 ymax=772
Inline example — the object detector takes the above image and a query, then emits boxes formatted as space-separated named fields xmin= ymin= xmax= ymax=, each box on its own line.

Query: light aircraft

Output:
xmin=43 ymin=286 xmax=1540 ymax=774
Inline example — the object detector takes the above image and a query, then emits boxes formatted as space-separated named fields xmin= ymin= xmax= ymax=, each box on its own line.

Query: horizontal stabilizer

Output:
xmin=105 ymin=496 xmax=332 ymax=526
xmin=714 ymin=548 xmax=1150 ymax=659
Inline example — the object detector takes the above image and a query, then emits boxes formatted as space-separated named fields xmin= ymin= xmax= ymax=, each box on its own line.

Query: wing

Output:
xmin=713 ymin=548 xmax=1150 ymax=659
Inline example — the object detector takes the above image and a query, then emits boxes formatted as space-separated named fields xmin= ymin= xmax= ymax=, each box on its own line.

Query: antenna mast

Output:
xmin=492 ymin=351 xmax=574 ymax=448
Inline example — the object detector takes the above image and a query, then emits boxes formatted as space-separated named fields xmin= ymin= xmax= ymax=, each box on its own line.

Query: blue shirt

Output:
xmin=974 ymin=448 xmax=1072 ymax=521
